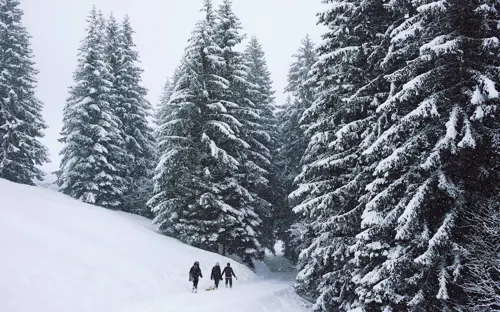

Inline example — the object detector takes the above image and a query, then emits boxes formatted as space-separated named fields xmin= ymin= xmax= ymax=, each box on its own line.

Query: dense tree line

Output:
xmin=151 ymin=0 xmax=278 ymax=268
xmin=282 ymin=0 xmax=500 ymax=311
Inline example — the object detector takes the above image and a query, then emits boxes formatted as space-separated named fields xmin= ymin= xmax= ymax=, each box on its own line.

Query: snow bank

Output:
xmin=0 ymin=178 xmax=257 ymax=312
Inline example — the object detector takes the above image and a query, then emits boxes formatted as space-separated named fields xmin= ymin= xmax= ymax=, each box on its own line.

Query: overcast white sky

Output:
xmin=20 ymin=0 xmax=325 ymax=173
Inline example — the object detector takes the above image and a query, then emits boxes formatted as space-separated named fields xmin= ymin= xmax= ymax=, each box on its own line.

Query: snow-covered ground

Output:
xmin=0 ymin=178 xmax=309 ymax=312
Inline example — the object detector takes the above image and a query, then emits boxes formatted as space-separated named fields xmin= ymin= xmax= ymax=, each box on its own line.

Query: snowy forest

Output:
xmin=1 ymin=0 xmax=499 ymax=311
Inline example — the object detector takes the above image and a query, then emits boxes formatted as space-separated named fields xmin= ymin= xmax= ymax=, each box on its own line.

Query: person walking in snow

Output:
xmin=221 ymin=262 xmax=237 ymax=288
xmin=210 ymin=262 xmax=223 ymax=289
xmin=189 ymin=261 xmax=203 ymax=292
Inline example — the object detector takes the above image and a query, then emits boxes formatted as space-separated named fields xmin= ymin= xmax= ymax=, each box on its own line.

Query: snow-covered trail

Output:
xmin=0 ymin=178 xmax=310 ymax=312
xmin=123 ymin=275 xmax=309 ymax=312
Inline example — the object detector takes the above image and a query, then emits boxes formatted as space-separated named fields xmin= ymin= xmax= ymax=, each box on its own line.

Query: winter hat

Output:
xmin=227 ymin=262 xmax=230 ymax=266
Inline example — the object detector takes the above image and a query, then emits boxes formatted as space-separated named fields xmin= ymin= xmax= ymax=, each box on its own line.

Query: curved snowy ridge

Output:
xmin=0 ymin=178 xmax=309 ymax=312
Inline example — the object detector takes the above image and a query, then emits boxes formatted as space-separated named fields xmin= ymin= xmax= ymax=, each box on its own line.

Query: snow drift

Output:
xmin=0 ymin=178 xmax=309 ymax=312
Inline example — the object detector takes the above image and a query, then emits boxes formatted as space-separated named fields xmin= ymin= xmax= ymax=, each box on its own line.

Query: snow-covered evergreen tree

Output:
xmin=150 ymin=57 xmax=200 ymax=237
xmin=0 ymin=0 xmax=49 ymax=185
xmin=155 ymin=64 xmax=185 ymax=133
xmin=155 ymin=82 xmax=172 ymax=129
xmin=214 ymin=0 xmax=244 ymax=80
xmin=277 ymin=35 xmax=317 ymax=261
xmin=57 ymin=6 xmax=126 ymax=208
xmin=241 ymin=36 xmax=278 ymax=253
xmin=102 ymin=12 xmax=129 ymax=204
xmin=290 ymin=1 xmax=394 ymax=310
xmin=150 ymin=0 xmax=263 ymax=267
xmin=111 ymin=15 xmax=155 ymax=216
xmin=353 ymin=1 xmax=500 ymax=310
xmin=205 ymin=1 xmax=280 ymax=258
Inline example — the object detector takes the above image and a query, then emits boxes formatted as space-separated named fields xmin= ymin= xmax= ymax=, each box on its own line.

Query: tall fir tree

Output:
xmin=113 ymin=15 xmax=155 ymax=216
xmin=241 ymin=36 xmax=278 ymax=253
xmin=102 ymin=12 xmax=129 ymax=206
xmin=155 ymin=80 xmax=172 ymax=128
xmin=155 ymin=64 xmax=184 ymax=130
xmin=57 ymin=6 xmax=126 ymax=208
xmin=277 ymin=35 xmax=317 ymax=261
xmin=214 ymin=0 xmax=270 ymax=261
xmin=0 ymin=0 xmax=49 ymax=185
xmin=150 ymin=0 xmax=264 ymax=268
xmin=150 ymin=57 xmax=201 ymax=239
xmin=351 ymin=0 xmax=500 ymax=311
xmin=290 ymin=0 xmax=394 ymax=310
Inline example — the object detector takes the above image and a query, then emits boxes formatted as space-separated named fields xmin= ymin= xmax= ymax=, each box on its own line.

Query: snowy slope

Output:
xmin=0 ymin=179 xmax=309 ymax=312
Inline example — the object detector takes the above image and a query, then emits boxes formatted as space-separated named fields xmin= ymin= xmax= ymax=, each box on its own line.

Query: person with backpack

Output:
xmin=189 ymin=261 xmax=203 ymax=293
xmin=221 ymin=262 xmax=237 ymax=288
xmin=210 ymin=262 xmax=223 ymax=289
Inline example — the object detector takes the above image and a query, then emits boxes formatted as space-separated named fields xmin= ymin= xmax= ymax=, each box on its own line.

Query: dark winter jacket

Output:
xmin=221 ymin=266 xmax=236 ymax=279
xmin=211 ymin=265 xmax=222 ymax=281
xmin=189 ymin=265 xmax=203 ymax=280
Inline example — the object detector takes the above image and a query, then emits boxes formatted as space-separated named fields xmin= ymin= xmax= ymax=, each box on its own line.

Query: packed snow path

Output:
xmin=0 ymin=179 xmax=310 ymax=312
xmin=124 ymin=274 xmax=309 ymax=312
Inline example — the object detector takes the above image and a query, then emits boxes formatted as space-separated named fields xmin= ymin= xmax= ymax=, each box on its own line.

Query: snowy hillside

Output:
xmin=0 ymin=179 xmax=309 ymax=312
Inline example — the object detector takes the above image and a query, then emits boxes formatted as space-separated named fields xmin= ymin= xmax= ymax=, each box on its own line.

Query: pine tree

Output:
xmin=241 ymin=36 xmax=278 ymax=253
xmin=155 ymin=64 xmax=185 ymax=133
xmin=0 ymin=0 xmax=49 ymax=185
xmin=155 ymin=81 xmax=173 ymax=128
xmin=352 ymin=0 xmax=500 ymax=310
xmin=57 ymin=6 xmax=126 ymax=208
xmin=150 ymin=57 xmax=201 ymax=238
xmin=154 ymin=71 xmax=182 ymax=176
xmin=113 ymin=15 xmax=155 ymax=216
xmin=103 ymin=12 xmax=129 ymax=205
xmin=150 ymin=0 xmax=263 ymax=267
xmin=290 ymin=1 xmax=394 ymax=310
xmin=214 ymin=0 xmax=244 ymax=80
xmin=213 ymin=0 xmax=268 ymax=262
xmin=277 ymin=35 xmax=317 ymax=261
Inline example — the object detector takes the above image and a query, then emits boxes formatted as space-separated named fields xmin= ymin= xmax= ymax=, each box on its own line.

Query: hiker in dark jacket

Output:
xmin=221 ymin=262 xmax=237 ymax=288
xmin=189 ymin=261 xmax=203 ymax=292
xmin=210 ymin=262 xmax=223 ymax=289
